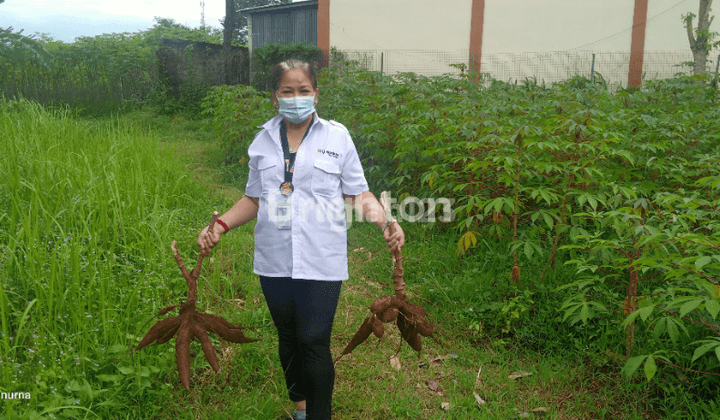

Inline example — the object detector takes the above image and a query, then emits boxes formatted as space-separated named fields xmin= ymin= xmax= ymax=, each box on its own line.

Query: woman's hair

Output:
xmin=269 ymin=59 xmax=317 ymax=91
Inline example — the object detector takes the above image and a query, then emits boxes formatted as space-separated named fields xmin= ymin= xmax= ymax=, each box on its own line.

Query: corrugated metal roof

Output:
xmin=240 ymin=0 xmax=318 ymax=16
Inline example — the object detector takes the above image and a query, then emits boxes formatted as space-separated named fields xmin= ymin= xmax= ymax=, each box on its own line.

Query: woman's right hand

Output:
xmin=197 ymin=223 xmax=225 ymax=256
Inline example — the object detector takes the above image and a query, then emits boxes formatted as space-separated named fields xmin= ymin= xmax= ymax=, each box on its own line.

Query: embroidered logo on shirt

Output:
xmin=317 ymin=149 xmax=340 ymax=159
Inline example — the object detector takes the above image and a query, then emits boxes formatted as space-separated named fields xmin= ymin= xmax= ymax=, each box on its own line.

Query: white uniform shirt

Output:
xmin=245 ymin=114 xmax=369 ymax=281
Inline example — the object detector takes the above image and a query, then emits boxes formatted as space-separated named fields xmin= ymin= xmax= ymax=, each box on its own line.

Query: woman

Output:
xmin=197 ymin=59 xmax=405 ymax=420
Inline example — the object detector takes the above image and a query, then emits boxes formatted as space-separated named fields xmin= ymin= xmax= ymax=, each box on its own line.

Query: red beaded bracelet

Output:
xmin=216 ymin=219 xmax=230 ymax=233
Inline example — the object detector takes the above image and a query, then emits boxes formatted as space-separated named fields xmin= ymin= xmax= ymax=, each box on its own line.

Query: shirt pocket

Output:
xmin=311 ymin=159 xmax=341 ymax=198
xmin=258 ymin=158 xmax=278 ymax=192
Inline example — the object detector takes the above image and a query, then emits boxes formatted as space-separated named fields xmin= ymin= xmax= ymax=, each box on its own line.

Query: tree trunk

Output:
xmin=694 ymin=48 xmax=709 ymax=75
xmin=223 ymin=0 xmax=236 ymax=85
xmin=686 ymin=0 xmax=715 ymax=75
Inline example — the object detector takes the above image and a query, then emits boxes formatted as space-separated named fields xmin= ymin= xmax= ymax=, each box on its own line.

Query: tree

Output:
xmin=223 ymin=0 xmax=236 ymax=84
xmin=221 ymin=0 xmax=290 ymax=83
xmin=0 ymin=27 xmax=53 ymax=71
xmin=222 ymin=0 xmax=292 ymax=45
xmin=144 ymin=17 xmax=222 ymax=48
xmin=683 ymin=0 xmax=719 ymax=74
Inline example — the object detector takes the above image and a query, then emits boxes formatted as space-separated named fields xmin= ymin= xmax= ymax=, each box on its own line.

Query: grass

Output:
xmin=0 ymin=102 xmax=220 ymax=418
xmin=1 ymin=103 xmax=708 ymax=419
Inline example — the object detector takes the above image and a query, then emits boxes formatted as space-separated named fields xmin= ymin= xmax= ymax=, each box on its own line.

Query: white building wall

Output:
xmin=328 ymin=0 xmax=712 ymax=82
xmin=329 ymin=0 xmax=473 ymax=50
xmin=482 ymin=0 xmax=634 ymax=53
xmin=480 ymin=0 xmax=706 ymax=85
xmin=644 ymin=0 xmax=702 ymax=51
xmin=329 ymin=0 xmax=473 ymax=75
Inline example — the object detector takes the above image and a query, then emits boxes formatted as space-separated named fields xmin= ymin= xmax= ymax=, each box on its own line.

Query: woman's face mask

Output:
xmin=277 ymin=95 xmax=316 ymax=124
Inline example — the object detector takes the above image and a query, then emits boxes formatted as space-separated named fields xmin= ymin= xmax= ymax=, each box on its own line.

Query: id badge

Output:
xmin=276 ymin=201 xmax=292 ymax=230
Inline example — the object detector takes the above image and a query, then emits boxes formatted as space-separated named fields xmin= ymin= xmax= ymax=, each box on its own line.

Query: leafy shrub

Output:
xmin=201 ymin=84 xmax=275 ymax=163
xmin=251 ymin=42 xmax=324 ymax=90
xmin=148 ymin=44 xmax=216 ymax=118
xmin=317 ymin=63 xmax=401 ymax=192
xmin=2 ymin=18 xmax=228 ymax=116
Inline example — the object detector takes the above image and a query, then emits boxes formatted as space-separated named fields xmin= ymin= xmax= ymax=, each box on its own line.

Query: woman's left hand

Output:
xmin=383 ymin=222 xmax=405 ymax=255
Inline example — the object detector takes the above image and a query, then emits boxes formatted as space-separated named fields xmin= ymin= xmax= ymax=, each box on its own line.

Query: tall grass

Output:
xmin=0 ymin=99 xmax=209 ymax=418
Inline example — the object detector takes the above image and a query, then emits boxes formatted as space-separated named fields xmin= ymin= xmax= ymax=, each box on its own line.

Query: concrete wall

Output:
xmin=328 ymin=0 xmax=701 ymax=53
xmin=646 ymin=0 xmax=701 ymax=51
xmin=329 ymin=0 xmax=473 ymax=51
xmin=326 ymin=0 xmax=711 ymax=83
xmin=482 ymin=0 xmax=634 ymax=53
xmin=481 ymin=0 xmax=699 ymax=53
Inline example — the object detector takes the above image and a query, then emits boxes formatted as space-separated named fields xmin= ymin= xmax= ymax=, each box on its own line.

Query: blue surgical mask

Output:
xmin=277 ymin=95 xmax=316 ymax=124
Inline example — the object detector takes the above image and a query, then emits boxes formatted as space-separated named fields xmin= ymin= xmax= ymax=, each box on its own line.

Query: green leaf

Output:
xmin=623 ymin=355 xmax=646 ymax=378
xmin=621 ymin=309 xmax=643 ymax=328
xmin=653 ymin=318 xmax=667 ymax=339
xmin=639 ymin=305 xmax=654 ymax=322
xmin=695 ymin=256 xmax=712 ymax=270
xmin=96 ymin=374 xmax=122 ymax=383
xmin=110 ymin=344 xmax=127 ymax=353
xmin=644 ymin=355 xmax=657 ymax=383
xmin=679 ymin=299 xmax=703 ymax=317
xmin=705 ymin=298 xmax=720 ymax=319
xmin=577 ymin=194 xmax=587 ymax=207
xmin=666 ymin=318 xmax=680 ymax=343
xmin=540 ymin=189 xmax=551 ymax=204
xmin=716 ymin=346 xmax=720 ymax=364
xmin=691 ymin=341 xmax=720 ymax=363
xmin=562 ymin=304 xmax=582 ymax=322
xmin=542 ymin=212 xmax=554 ymax=229
xmin=580 ymin=303 xmax=589 ymax=323
xmin=118 ymin=366 xmax=135 ymax=375
xmin=524 ymin=241 xmax=533 ymax=260
xmin=587 ymin=196 xmax=598 ymax=211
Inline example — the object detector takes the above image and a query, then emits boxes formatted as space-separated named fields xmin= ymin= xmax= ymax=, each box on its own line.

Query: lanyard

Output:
xmin=279 ymin=120 xmax=313 ymax=194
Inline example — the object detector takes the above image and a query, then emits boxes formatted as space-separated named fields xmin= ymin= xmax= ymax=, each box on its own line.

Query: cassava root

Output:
xmin=135 ymin=211 xmax=258 ymax=390
xmin=336 ymin=192 xmax=439 ymax=362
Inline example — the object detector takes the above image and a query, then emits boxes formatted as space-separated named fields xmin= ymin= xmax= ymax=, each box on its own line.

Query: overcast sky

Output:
xmin=3 ymin=0 xmax=241 ymax=42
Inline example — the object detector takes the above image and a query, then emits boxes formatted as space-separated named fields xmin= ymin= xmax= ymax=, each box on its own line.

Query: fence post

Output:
xmin=628 ymin=0 xmax=649 ymax=88
xmin=380 ymin=52 xmax=384 ymax=76
xmin=716 ymin=55 xmax=720 ymax=74
xmin=591 ymin=53 xmax=596 ymax=83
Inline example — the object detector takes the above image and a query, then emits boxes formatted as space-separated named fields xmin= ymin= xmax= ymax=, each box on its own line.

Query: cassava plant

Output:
xmin=135 ymin=212 xmax=258 ymax=390
xmin=336 ymin=192 xmax=439 ymax=361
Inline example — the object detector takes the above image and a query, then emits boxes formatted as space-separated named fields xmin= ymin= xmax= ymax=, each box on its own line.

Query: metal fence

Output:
xmin=335 ymin=49 xmax=470 ymax=77
xmin=335 ymin=49 xmax=720 ymax=88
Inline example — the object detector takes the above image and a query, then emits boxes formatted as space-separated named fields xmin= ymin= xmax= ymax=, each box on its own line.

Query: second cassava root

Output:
xmin=135 ymin=212 xmax=258 ymax=390
xmin=336 ymin=192 xmax=438 ymax=361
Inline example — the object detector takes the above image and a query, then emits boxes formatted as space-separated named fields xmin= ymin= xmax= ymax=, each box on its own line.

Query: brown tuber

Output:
xmin=379 ymin=307 xmax=399 ymax=323
xmin=370 ymin=314 xmax=385 ymax=339
xmin=336 ymin=192 xmax=439 ymax=362
xmin=135 ymin=212 xmax=258 ymax=390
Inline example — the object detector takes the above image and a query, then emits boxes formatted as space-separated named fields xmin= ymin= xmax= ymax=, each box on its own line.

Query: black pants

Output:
xmin=260 ymin=276 xmax=342 ymax=420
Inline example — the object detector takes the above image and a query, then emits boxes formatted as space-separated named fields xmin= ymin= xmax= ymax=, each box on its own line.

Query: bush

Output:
xmin=201 ymin=84 xmax=275 ymax=164
xmin=251 ymin=42 xmax=324 ymax=90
